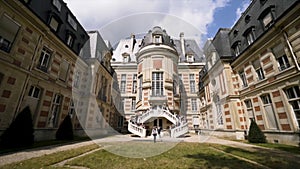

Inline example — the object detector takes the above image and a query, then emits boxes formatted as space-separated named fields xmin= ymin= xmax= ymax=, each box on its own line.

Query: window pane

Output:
xmin=0 ymin=15 xmax=20 ymax=52
xmin=67 ymin=14 xmax=77 ymax=31
xmin=59 ymin=60 xmax=69 ymax=81
xmin=52 ymin=0 xmax=61 ymax=11
xmin=263 ymin=12 xmax=273 ymax=27
xmin=49 ymin=17 xmax=59 ymax=31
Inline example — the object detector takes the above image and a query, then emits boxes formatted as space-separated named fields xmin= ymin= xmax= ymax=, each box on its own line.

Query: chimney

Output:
xmin=180 ymin=32 xmax=185 ymax=58
xmin=131 ymin=34 xmax=136 ymax=52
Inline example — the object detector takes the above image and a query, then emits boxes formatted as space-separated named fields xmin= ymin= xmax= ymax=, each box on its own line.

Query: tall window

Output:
xmin=191 ymin=98 xmax=197 ymax=111
xmin=73 ymin=71 xmax=80 ymax=88
xmin=245 ymin=29 xmax=255 ymax=45
xmin=245 ymin=99 xmax=254 ymax=120
xmin=66 ymin=34 xmax=74 ymax=47
xmin=68 ymin=100 xmax=75 ymax=118
xmin=28 ymin=86 xmax=41 ymax=99
xmin=120 ymin=74 xmax=126 ymax=93
xmin=253 ymin=60 xmax=264 ymax=80
xmin=189 ymin=74 xmax=196 ymax=93
xmin=131 ymin=98 xmax=136 ymax=111
xmin=215 ymin=95 xmax=223 ymax=125
xmin=138 ymin=75 xmax=143 ymax=100
xmin=37 ymin=47 xmax=52 ymax=72
xmin=132 ymin=74 xmax=137 ymax=93
xmin=27 ymin=85 xmax=42 ymax=124
xmin=261 ymin=94 xmax=278 ymax=129
xmin=232 ymin=42 xmax=241 ymax=57
xmin=0 ymin=14 xmax=20 ymax=53
xmin=152 ymin=72 xmax=163 ymax=96
xmin=239 ymin=71 xmax=248 ymax=87
xmin=48 ymin=94 xmax=62 ymax=127
xmin=173 ymin=81 xmax=178 ymax=95
xmin=59 ymin=60 xmax=69 ymax=81
xmin=121 ymin=98 xmax=125 ymax=112
xmin=272 ymin=43 xmax=290 ymax=71
xmin=285 ymin=86 xmax=300 ymax=127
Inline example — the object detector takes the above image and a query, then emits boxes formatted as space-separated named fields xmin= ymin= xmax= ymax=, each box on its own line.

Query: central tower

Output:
xmin=135 ymin=26 xmax=180 ymax=115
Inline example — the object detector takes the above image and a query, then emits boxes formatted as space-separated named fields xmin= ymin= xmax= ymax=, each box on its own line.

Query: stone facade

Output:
xmin=0 ymin=0 xmax=121 ymax=141
xmin=200 ymin=0 xmax=300 ymax=145
xmin=112 ymin=27 xmax=205 ymax=132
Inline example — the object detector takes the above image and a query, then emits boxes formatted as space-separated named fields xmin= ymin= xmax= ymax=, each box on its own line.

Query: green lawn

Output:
xmin=66 ymin=142 xmax=260 ymax=169
xmin=2 ymin=142 xmax=300 ymax=169
xmin=0 ymin=144 xmax=99 ymax=169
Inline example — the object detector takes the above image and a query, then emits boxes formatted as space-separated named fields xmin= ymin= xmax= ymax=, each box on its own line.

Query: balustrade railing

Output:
xmin=171 ymin=122 xmax=189 ymax=138
xmin=128 ymin=120 xmax=146 ymax=137
xmin=138 ymin=108 xmax=178 ymax=124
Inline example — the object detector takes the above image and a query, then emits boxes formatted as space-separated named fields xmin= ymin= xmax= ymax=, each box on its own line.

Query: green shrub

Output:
xmin=56 ymin=114 xmax=74 ymax=140
xmin=248 ymin=119 xmax=266 ymax=143
xmin=0 ymin=106 xmax=34 ymax=148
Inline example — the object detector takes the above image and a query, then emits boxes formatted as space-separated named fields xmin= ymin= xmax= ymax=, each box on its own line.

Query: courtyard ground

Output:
xmin=0 ymin=134 xmax=299 ymax=169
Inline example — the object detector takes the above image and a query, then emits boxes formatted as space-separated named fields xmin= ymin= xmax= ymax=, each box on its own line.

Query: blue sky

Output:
xmin=65 ymin=0 xmax=250 ymax=47
xmin=207 ymin=0 xmax=249 ymax=38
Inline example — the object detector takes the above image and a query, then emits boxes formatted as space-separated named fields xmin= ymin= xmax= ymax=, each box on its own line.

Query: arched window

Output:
xmin=258 ymin=5 xmax=275 ymax=29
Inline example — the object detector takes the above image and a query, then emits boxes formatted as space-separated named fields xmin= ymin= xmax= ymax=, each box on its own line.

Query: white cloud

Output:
xmin=234 ymin=0 xmax=251 ymax=24
xmin=64 ymin=0 xmax=231 ymax=46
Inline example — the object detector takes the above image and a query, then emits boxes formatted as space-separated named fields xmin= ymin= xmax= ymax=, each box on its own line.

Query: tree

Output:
xmin=248 ymin=119 xmax=267 ymax=143
xmin=56 ymin=114 xmax=74 ymax=140
xmin=0 ymin=106 xmax=34 ymax=148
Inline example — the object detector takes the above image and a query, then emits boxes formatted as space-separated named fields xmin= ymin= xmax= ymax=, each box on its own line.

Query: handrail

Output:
xmin=127 ymin=120 xmax=146 ymax=137
xmin=171 ymin=122 xmax=189 ymax=138
xmin=138 ymin=109 xmax=178 ymax=124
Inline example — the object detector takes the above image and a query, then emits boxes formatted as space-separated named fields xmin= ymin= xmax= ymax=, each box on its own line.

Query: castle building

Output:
xmin=0 ymin=0 xmax=121 ymax=140
xmin=112 ymin=27 xmax=205 ymax=137
xmin=200 ymin=0 xmax=300 ymax=145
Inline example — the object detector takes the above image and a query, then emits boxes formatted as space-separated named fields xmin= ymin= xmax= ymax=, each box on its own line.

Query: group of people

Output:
xmin=151 ymin=126 xmax=162 ymax=143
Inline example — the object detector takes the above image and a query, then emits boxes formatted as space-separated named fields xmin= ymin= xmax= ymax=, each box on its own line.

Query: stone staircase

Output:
xmin=127 ymin=108 xmax=188 ymax=138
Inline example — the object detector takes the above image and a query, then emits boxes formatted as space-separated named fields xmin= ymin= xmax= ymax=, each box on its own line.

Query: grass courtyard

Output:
xmin=1 ymin=141 xmax=299 ymax=169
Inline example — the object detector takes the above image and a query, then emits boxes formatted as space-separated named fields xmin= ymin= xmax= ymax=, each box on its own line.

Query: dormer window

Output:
xmin=262 ymin=12 xmax=273 ymax=28
xmin=232 ymin=41 xmax=241 ymax=57
xmin=66 ymin=33 xmax=74 ymax=47
xmin=67 ymin=14 xmax=77 ymax=31
xmin=52 ymin=0 xmax=61 ymax=12
xmin=258 ymin=6 xmax=275 ymax=29
xmin=122 ymin=53 xmax=130 ymax=62
xmin=49 ymin=16 xmax=59 ymax=32
xmin=153 ymin=35 xmax=162 ymax=44
xmin=243 ymin=27 xmax=256 ymax=45
xmin=186 ymin=54 xmax=194 ymax=62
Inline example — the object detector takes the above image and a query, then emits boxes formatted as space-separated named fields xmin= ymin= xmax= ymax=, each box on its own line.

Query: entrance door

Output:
xmin=154 ymin=119 xmax=163 ymax=129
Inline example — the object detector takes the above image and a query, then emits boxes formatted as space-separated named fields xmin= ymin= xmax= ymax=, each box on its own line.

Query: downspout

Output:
xmin=283 ymin=31 xmax=300 ymax=71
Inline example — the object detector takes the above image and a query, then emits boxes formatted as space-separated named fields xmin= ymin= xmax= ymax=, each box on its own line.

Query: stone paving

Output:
xmin=0 ymin=134 xmax=299 ymax=167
